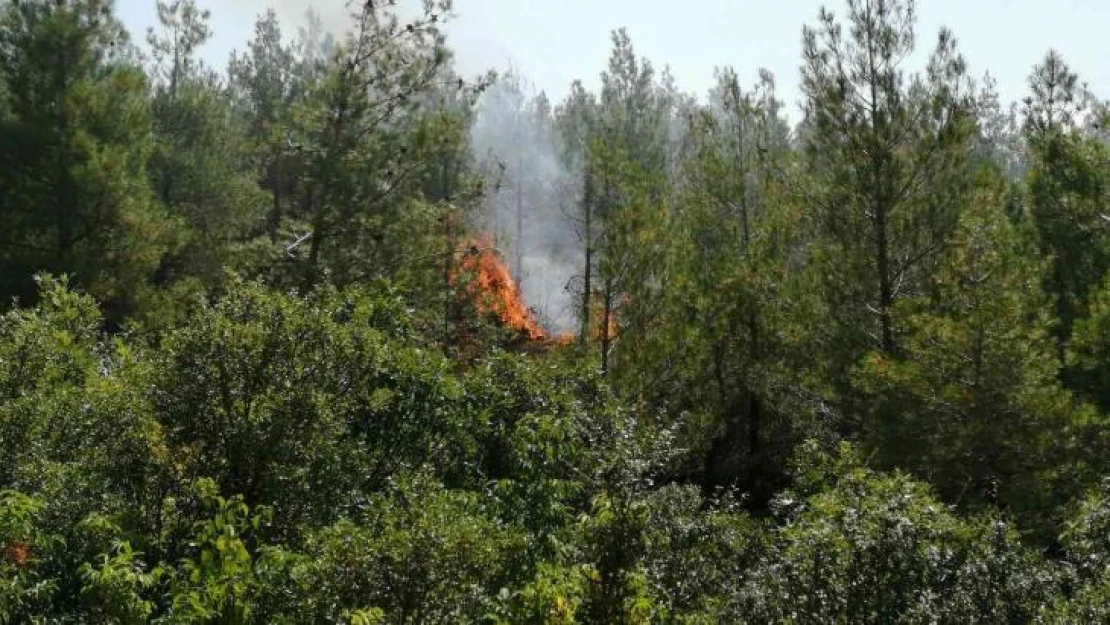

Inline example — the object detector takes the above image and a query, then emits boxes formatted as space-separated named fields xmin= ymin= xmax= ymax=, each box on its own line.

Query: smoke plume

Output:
xmin=469 ymin=72 xmax=582 ymax=335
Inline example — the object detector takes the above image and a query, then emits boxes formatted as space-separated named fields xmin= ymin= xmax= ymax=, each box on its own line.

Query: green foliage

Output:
xmin=156 ymin=478 xmax=278 ymax=624
xmin=148 ymin=77 xmax=268 ymax=272
xmin=742 ymin=443 xmax=1059 ymax=623
xmin=638 ymin=486 xmax=766 ymax=621
xmin=1027 ymin=128 xmax=1110 ymax=346
xmin=152 ymin=278 xmax=465 ymax=534
xmin=1040 ymin=479 xmax=1110 ymax=620
xmin=0 ymin=0 xmax=170 ymax=318
xmin=1061 ymin=479 xmax=1110 ymax=581
xmin=0 ymin=275 xmax=100 ymax=403
xmin=298 ymin=474 xmax=524 ymax=623
xmin=800 ymin=0 xmax=975 ymax=361
xmin=280 ymin=0 xmax=484 ymax=295
xmin=1070 ymin=277 xmax=1110 ymax=413
xmin=574 ymin=492 xmax=658 ymax=623
xmin=637 ymin=66 xmax=817 ymax=502
xmin=855 ymin=171 xmax=1094 ymax=535
xmin=135 ymin=1 xmax=270 ymax=332
xmin=79 ymin=536 xmax=155 ymax=624
xmin=0 ymin=491 xmax=59 ymax=622
xmin=495 ymin=561 xmax=594 ymax=624
xmin=0 ymin=276 xmax=168 ymax=531
xmin=1 ymin=1 xmax=1110 ymax=621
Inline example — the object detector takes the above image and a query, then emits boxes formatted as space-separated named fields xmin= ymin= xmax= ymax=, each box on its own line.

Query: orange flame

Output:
xmin=454 ymin=239 xmax=546 ymax=341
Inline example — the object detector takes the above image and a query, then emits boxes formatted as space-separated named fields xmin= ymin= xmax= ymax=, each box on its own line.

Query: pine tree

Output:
xmin=1022 ymin=51 xmax=1110 ymax=355
xmin=554 ymin=80 xmax=598 ymax=343
xmin=286 ymin=0 xmax=478 ymax=290
xmin=644 ymin=67 xmax=808 ymax=501
xmin=857 ymin=166 xmax=1088 ymax=533
xmin=145 ymin=0 xmax=268 ymax=297
xmin=0 ymin=0 xmax=169 ymax=317
xmin=590 ymin=29 xmax=672 ymax=375
xmin=1023 ymin=50 xmax=1084 ymax=139
xmin=228 ymin=9 xmax=297 ymax=240
xmin=800 ymin=0 xmax=975 ymax=362
xmin=145 ymin=0 xmax=209 ymax=98
xmin=973 ymin=72 xmax=1025 ymax=180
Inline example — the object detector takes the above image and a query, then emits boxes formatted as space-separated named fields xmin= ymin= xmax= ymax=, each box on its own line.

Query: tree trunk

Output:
xmin=266 ymin=162 xmax=282 ymax=241
xmin=580 ymin=175 xmax=593 ymax=345
xmin=443 ymin=213 xmax=456 ymax=346
xmin=866 ymin=17 xmax=895 ymax=356
xmin=601 ymin=276 xmax=613 ymax=376
xmin=303 ymin=204 xmax=325 ymax=290
xmin=515 ymin=154 xmax=525 ymax=289
xmin=876 ymin=201 xmax=895 ymax=354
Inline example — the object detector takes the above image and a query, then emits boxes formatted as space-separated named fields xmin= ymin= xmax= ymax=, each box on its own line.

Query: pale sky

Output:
xmin=116 ymin=0 xmax=1109 ymax=118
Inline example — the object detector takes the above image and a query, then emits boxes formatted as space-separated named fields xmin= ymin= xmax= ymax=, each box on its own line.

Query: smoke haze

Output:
xmin=168 ymin=1 xmax=584 ymax=335
xmin=255 ymin=3 xmax=584 ymax=334
xmin=469 ymin=73 xmax=582 ymax=335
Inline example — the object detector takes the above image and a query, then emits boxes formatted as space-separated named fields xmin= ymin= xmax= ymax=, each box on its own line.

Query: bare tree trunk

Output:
xmin=601 ymin=276 xmax=613 ymax=376
xmin=303 ymin=193 xmax=326 ymax=290
xmin=580 ymin=175 xmax=593 ymax=345
xmin=515 ymin=154 xmax=525 ymax=289
xmin=443 ymin=212 xmax=456 ymax=346
xmin=866 ymin=14 xmax=896 ymax=356
xmin=876 ymin=201 xmax=894 ymax=354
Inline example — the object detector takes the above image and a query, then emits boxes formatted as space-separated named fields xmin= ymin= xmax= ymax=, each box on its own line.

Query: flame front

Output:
xmin=454 ymin=239 xmax=547 ymax=341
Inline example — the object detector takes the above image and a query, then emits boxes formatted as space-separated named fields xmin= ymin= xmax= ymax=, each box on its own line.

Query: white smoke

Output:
xmin=469 ymin=71 xmax=582 ymax=335
xmin=233 ymin=1 xmax=389 ymax=35
xmin=216 ymin=3 xmax=584 ymax=334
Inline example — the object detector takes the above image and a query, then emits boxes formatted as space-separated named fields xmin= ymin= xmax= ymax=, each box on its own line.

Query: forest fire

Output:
xmin=451 ymin=237 xmax=613 ymax=350
xmin=453 ymin=240 xmax=548 ymax=341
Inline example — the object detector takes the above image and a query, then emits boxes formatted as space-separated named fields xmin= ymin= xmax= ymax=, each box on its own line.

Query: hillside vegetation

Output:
xmin=1 ymin=0 xmax=1110 ymax=622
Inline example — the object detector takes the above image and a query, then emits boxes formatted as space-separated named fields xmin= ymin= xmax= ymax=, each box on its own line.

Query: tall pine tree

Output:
xmin=800 ymin=0 xmax=975 ymax=363
xmin=0 ymin=0 xmax=169 ymax=318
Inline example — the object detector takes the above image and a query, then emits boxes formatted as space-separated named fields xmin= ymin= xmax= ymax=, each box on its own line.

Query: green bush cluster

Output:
xmin=4 ymin=0 xmax=1110 ymax=621
xmin=0 ymin=278 xmax=1108 ymax=623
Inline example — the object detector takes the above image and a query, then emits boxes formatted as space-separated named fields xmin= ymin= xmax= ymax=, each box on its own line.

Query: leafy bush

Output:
xmin=297 ymin=473 xmax=525 ymax=623
xmin=739 ymin=443 xmax=1058 ymax=623
xmin=151 ymin=279 xmax=469 ymax=535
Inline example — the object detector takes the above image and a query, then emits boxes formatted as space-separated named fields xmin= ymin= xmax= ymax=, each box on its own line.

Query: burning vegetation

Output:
xmin=452 ymin=239 xmax=548 ymax=342
xmin=450 ymin=236 xmax=617 ymax=353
